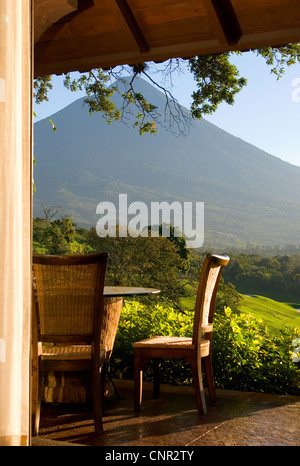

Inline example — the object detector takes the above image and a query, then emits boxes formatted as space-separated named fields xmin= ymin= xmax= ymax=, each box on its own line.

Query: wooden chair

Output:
xmin=32 ymin=252 xmax=108 ymax=434
xmin=133 ymin=253 xmax=230 ymax=414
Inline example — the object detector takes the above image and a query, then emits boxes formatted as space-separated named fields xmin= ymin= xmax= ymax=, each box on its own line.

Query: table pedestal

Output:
xmin=100 ymin=297 xmax=123 ymax=361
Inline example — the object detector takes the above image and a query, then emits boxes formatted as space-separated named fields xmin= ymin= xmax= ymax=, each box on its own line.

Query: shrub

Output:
xmin=212 ymin=308 xmax=300 ymax=394
xmin=110 ymin=301 xmax=300 ymax=395
xmin=111 ymin=301 xmax=193 ymax=383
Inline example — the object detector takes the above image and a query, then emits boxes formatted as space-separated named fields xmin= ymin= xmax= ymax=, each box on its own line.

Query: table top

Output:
xmin=103 ymin=286 xmax=161 ymax=298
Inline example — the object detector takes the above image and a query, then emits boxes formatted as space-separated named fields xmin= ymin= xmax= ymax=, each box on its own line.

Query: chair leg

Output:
xmin=190 ymin=358 xmax=207 ymax=415
xmin=92 ymin=366 xmax=103 ymax=433
xmin=33 ymin=370 xmax=43 ymax=435
xmin=134 ymin=350 xmax=143 ymax=411
xmin=94 ymin=412 xmax=103 ymax=434
xmin=204 ymin=355 xmax=217 ymax=405
xmin=153 ymin=358 xmax=160 ymax=399
xmin=101 ymin=364 xmax=107 ymax=413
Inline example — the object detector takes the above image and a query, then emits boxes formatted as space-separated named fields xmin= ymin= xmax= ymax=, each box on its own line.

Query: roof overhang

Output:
xmin=34 ymin=0 xmax=300 ymax=77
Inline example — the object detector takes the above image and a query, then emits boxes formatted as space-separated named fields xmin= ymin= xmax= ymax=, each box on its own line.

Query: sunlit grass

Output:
xmin=239 ymin=294 xmax=300 ymax=334
xmin=181 ymin=293 xmax=300 ymax=335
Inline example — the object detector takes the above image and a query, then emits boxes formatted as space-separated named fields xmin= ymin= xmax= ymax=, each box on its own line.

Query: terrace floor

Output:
xmin=31 ymin=379 xmax=299 ymax=447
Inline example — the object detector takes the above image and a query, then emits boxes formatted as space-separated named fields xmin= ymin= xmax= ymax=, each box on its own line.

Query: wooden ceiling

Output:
xmin=34 ymin=0 xmax=300 ymax=77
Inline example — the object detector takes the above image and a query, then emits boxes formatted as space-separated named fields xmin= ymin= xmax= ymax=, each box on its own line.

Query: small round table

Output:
xmin=42 ymin=286 xmax=160 ymax=404
xmin=102 ymin=286 xmax=160 ymax=360
xmin=104 ymin=286 xmax=161 ymax=298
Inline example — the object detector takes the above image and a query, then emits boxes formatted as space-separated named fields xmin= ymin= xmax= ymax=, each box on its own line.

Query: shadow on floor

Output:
xmin=32 ymin=379 xmax=300 ymax=447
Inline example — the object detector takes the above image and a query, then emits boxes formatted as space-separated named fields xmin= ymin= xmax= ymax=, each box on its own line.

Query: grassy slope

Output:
xmin=239 ymin=295 xmax=300 ymax=334
xmin=181 ymin=294 xmax=300 ymax=335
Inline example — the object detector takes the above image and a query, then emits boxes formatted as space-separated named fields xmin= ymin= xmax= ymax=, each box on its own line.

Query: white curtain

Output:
xmin=0 ymin=0 xmax=32 ymax=446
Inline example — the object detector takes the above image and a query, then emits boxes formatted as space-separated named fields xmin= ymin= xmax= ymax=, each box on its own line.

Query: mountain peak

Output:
xmin=33 ymin=78 xmax=300 ymax=248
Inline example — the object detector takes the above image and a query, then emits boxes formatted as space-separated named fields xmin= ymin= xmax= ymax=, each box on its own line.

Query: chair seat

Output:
xmin=133 ymin=254 xmax=230 ymax=415
xmin=133 ymin=336 xmax=210 ymax=351
xmin=39 ymin=344 xmax=107 ymax=361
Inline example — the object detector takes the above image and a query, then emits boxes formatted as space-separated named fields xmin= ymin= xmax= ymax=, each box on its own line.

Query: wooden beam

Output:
xmin=112 ymin=0 xmax=150 ymax=53
xmin=203 ymin=0 xmax=242 ymax=45
xmin=34 ymin=24 xmax=300 ymax=78
xmin=34 ymin=0 xmax=78 ymax=43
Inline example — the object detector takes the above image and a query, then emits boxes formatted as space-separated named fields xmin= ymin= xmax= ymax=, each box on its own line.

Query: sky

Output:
xmin=34 ymin=51 xmax=300 ymax=168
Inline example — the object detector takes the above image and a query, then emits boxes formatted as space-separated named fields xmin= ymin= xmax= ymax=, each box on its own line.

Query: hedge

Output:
xmin=110 ymin=301 xmax=300 ymax=395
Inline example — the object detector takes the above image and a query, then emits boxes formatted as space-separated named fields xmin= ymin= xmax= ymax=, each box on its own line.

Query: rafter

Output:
xmin=112 ymin=0 xmax=149 ymax=53
xmin=34 ymin=0 xmax=300 ymax=76
xmin=203 ymin=0 xmax=242 ymax=45
xmin=34 ymin=0 xmax=78 ymax=43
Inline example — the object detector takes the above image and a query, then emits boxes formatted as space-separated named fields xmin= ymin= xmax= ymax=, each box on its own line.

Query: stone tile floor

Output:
xmin=32 ymin=379 xmax=299 ymax=447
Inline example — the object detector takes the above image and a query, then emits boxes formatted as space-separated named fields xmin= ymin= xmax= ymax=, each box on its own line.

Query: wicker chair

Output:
xmin=32 ymin=253 xmax=108 ymax=434
xmin=133 ymin=253 xmax=230 ymax=414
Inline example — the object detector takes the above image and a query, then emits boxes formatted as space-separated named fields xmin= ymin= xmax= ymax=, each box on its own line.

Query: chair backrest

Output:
xmin=192 ymin=254 xmax=230 ymax=346
xmin=32 ymin=253 xmax=108 ymax=345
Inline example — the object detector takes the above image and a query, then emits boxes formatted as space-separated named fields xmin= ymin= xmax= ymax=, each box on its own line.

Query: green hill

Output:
xmin=239 ymin=295 xmax=300 ymax=335
xmin=181 ymin=293 xmax=300 ymax=335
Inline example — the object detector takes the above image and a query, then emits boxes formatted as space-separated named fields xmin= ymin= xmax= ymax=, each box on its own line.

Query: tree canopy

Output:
xmin=34 ymin=45 xmax=300 ymax=135
xmin=33 ymin=217 xmax=189 ymax=304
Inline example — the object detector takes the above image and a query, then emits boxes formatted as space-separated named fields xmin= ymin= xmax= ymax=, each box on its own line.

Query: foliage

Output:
xmin=223 ymin=252 xmax=300 ymax=301
xmin=120 ymin=76 xmax=159 ymax=135
xmin=215 ymin=280 xmax=242 ymax=315
xmin=212 ymin=308 xmax=300 ymax=394
xmin=256 ymin=43 xmax=300 ymax=78
xmin=32 ymin=215 xmax=300 ymax=394
xmin=33 ymin=217 xmax=93 ymax=255
xmin=64 ymin=69 xmax=122 ymax=126
xmin=33 ymin=45 xmax=300 ymax=135
xmin=111 ymin=301 xmax=194 ymax=383
xmin=292 ymin=337 xmax=300 ymax=364
xmin=190 ymin=250 xmax=300 ymax=302
xmin=148 ymin=224 xmax=191 ymax=273
xmin=188 ymin=53 xmax=247 ymax=118
xmin=84 ymin=226 xmax=187 ymax=304
xmin=110 ymin=301 xmax=300 ymax=395
xmin=32 ymin=217 xmax=189 ymax=304
xmin=33 ymin=75 xmax=53 ymax=104
xmin=187 ymin=255 xmax=241 ymax=314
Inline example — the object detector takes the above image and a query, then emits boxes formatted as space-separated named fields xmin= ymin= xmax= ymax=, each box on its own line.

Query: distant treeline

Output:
xmin=190 ymin=250 xmax=300 ymax=302
xmin=225 ymin=253 xmax=300 ymax=302
xmin=33 ymin=216 xmax=300 ymax=303
xmin=217 ymin=243 xmax=300 ymax=257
